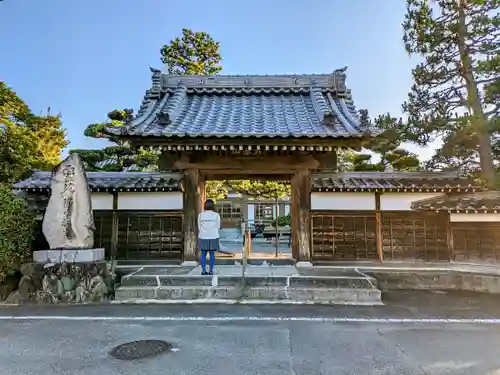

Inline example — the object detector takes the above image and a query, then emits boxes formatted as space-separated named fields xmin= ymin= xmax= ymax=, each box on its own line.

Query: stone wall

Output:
xmin=371 ymin=271 xmax=500 ymax=294
xmin=4 ymin=261 xmax=115 ymax=304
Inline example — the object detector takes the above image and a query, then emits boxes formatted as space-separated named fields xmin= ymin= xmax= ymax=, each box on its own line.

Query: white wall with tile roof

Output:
xmin=311 ymin=192 xmax=451 ymax=211
xmin=450 ymin=213 xmax=500 ymax=222
xmin=380 ymin=193 xmax=445 ymax=211
xmin=117 ymin=192 xmax=182 ymax=210
xmin=91 ymin=193 xmax=113 ymax=210
xmin=311 ymin=192 xmax=376 ymax=210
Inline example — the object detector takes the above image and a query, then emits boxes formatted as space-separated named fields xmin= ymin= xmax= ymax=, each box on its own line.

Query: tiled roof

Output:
xmin=411 ymin=191 xmax=500 ymax=213
xmin=106 ymin=67 xmax=375 ymax=140
xmin=13 ymin=171 xmax=182 ymax=192
xmin=93 ymin=156 xmax=159 ymax=172
xmin=311 ymin=171 xmax=481 ymax=192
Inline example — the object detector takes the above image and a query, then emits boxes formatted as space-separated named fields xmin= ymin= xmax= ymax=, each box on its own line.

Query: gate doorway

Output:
xmin=208 ymin=179 xmax=292 ymax=259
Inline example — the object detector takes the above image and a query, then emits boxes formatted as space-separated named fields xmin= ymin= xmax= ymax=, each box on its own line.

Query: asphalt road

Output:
xmin=2 ymin=291 xmax=500 ymax=374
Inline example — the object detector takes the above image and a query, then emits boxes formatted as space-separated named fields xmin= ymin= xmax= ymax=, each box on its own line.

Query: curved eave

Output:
xmin=412 ymin=207 xmax=500 ymax=214
xmin=313 ymin=187 xmax=480 ymax=193
xmin=16 ymin=186 xmax=181 ymax=193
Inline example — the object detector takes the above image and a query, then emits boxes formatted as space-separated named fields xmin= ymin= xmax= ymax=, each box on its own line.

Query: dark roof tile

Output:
xmin=411 ymin=191 xmax=500 ymax=212
xmin=312 ymin=171 xmax=480 ymax=192
xmin=107 ymin=69 xmax=376 ymax=140
xmin=13 ymin=171 xmax=182 ymax=192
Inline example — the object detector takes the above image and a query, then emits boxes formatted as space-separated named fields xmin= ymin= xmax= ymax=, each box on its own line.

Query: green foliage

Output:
xmin=160 ymin=28 xmax=222 ymax=75
xmin=72 ymin=108 xmax=159 ymax=172
xmin=338 ymin=110 xmax=422 ymax=172
xmin=271 ymin=214 xmax=291 ymax=228
xmin=76 ymin=29 xmax=223 ymax=172
xmin=0 ymin=81 xmax=68 ymax=183
xmin=205 ymin=180 xmax=228 ymax=201
xmin=0 ymin=122 xmax=41 ymax=183
xmin=0 ymin=184 xmax=36 ymax=283
xmin=162 ymin=29 xmax=228 ymax=195
xmin=230 ymin=180 xmax=291 ymax=199
xmin=402 ymin=0 xmax=500 ymax=186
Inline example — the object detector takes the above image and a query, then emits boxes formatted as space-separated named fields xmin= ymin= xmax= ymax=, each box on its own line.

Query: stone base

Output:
xmin=3 ymin=261 xmax=115 ymax=305
xmin=33 ymin=248 xmax=105 ymax=263
xmin=181 ymin=261 xmax=198 ymax=267
xmin=295 ymin=261 xmax=313 ymax=268
xmin=116 ymin=268 xmax=383 ymax=305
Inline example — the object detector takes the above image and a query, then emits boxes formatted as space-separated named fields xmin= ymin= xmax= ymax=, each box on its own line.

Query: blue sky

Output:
xmin=1 ymin=0 xmax=436 ymax=159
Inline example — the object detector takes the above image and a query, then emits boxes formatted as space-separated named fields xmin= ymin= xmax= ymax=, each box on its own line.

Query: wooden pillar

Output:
xmin=183 ymin=169 xmax=200 ymax=262
xmin=291 ymin=169 xmax=311 ymax=262
xmin=446 ymin=213 xmax=454 ymax=261
xmin=110 ymin=192 xmax=119 ymax=260
xmin=375 ymin=192 xmax=384 ymax=263
xmin=197 ymin=173 xmax=206 ymax=214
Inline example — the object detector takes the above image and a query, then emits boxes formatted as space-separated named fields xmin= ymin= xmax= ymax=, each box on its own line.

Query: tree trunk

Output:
xmin=457 ymin=1 xmax=496 ymax=188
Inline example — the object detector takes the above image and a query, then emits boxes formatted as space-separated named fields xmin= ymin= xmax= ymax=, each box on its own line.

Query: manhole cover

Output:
xmin=109 ymin=340 xmax=172 ymax=360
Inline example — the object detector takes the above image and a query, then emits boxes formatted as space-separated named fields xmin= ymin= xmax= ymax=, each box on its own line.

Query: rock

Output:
xmin=6 ymin=262 xmax=113 ymax=305
xmin=60 ymin=276 xmax=75 ymax=292
xmin=4 ymin=291 xmax=23 ymax=304
xmin=42 ymin=154 xmax=95 ymax=250
xmin=0 ymin=275 xmax=21 ymax=301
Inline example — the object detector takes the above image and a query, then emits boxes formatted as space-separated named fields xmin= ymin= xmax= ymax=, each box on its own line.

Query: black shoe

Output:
xmin=208 ymin=271 xmax=213 ymax=276
xmin=201 ymin=270 xmax=207 ymax=275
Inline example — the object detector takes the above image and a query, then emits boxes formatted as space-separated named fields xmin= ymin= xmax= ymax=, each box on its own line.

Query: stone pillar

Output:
xmin=182 ymin=169 xmax=200 ymax=264
xmin=291 ymin=169 xmax=312 ymax=266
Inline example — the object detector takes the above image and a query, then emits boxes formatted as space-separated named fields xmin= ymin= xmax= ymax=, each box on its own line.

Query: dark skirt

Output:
xmin=198 ymin=238 xmax=220 ymax=251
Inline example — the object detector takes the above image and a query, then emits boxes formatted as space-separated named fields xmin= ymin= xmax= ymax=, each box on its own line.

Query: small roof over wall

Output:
xmin=13 ymin=171 xmax=183 ymax=192
xmin=411 ymin=191 xmax=500 ymax=213
xmin=106 ymin=67 xmax=376 ymax=148
xmin=311 ymin=171 xmax=481 ymax=192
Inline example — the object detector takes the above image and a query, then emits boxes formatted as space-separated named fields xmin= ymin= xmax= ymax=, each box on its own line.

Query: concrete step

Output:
xmin=115 ymin=271 xmax=382 ymax=305
xmin=115 ymin=285 xmax=381 ymax=305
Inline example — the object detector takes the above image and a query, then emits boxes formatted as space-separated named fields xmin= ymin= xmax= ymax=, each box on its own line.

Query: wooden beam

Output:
xmin=175 ymin=154 xmax=320 ymax=171
xmin=182 ymin=169 xmax=200 ymax=262
xmin=446 ymin=213 xmax=454 ymax=261
xmin=205 ymin=173 xmax=292 ymax=181
xmin=127 ymin=136 xmax=367 ymax=148
xmin=313 ymin=151 xmax=338 ymax=171
xmin=375 ymin=192 xmax=383 ymax=263
xmin=291 ymin=169 xmax=311 ymax=262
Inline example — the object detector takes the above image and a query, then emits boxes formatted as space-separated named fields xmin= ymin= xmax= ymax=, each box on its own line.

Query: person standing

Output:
xmin=197 ymin=199 xmax=221 ymax=275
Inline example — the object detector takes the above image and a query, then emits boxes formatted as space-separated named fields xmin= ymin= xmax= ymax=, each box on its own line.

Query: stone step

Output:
xmin=120 ymin=274 xmax=377 ymax=289
xmin=115 ymin=285 xmax=382 ymax=305
xmin=116 ymin=269 xmax=382 ymax=305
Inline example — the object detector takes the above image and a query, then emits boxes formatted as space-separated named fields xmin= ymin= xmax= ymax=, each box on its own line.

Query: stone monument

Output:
xmin=35 ymin=153 xmax=104 ymax=263
xmin=5 ymin=154 xmax=113 ymax=304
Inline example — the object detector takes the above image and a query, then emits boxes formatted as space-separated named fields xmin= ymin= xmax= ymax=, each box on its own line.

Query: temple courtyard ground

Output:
xmin=2 ymin=291 xmax=500 ymax=374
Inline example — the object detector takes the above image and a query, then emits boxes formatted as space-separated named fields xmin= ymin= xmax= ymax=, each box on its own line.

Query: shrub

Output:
xmin=0 ymin=184 xmax=36 ymax=284
xmin=272 ymin=214 xmax=291 ymax=227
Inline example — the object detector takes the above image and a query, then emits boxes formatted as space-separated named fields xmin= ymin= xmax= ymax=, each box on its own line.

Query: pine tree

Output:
xmin=402 ymin=0 xmax=500 ymax=186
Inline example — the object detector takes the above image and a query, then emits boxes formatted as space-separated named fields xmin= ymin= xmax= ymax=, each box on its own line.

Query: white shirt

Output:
xmin=198 ymin=210 xmax=221 ymax=239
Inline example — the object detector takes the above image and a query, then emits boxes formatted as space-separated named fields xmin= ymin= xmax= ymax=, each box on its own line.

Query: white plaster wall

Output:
xmin=117 ymin=192 xmax=183 ymax=210
xmin=380 ymin=193 xmax=445 ymax=211
xmin=284 ymin=205 xmax=291 ymax=216
xmin=450 ymin=213 xmax=500 ymax=222
xmin=311 ymin=192 xmax=375 ymax=210
xmin=247 ymin=204 xmax=255 ymax=223
xmin=91 ymin=193 xmax=113 ymax=210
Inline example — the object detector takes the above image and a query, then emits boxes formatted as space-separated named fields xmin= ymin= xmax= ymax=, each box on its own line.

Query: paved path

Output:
xmin=2 ymin=291 xmax=500 ymax=374
xmin=218 ymin=227 xmax=292 ymax=255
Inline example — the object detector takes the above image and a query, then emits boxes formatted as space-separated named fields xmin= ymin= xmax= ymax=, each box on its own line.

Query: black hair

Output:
xmin=204 ymin=199 xmax=215 ymax=211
